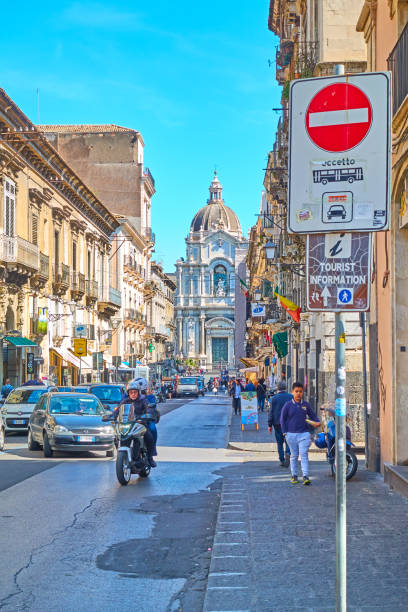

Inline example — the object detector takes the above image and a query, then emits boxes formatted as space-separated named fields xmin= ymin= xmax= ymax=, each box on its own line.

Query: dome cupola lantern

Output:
xmin=190 ymin=172 xmax=242 ymax=236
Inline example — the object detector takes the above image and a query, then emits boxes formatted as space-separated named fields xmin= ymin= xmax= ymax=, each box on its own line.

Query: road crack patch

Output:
xmin=0 ymin=496 xmax=106 ymax=611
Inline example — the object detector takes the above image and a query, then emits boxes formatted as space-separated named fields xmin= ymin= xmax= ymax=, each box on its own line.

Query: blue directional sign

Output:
xmin=337 ymin=288 xmax=353 ymax=305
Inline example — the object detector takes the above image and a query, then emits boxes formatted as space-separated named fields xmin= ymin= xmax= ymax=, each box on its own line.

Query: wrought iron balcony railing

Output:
xmin=388 ymin=22 xmax=408 ymax=115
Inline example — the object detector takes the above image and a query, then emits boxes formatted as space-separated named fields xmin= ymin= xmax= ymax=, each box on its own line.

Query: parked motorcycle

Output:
xmin=103 ymin=404 xmax=156 ymax=485
xmin=314 ymin=407 xmax=358 ymax=481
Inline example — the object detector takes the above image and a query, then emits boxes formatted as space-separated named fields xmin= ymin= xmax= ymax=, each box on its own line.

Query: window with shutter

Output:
xmin=32 ymin=214 xmax=38 ymax=245
xmin=4 ymin=179 xmax=15 ymax=237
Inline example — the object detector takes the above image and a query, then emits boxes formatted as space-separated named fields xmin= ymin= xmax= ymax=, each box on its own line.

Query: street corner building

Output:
xmin=0 ymin=89 xmax=122 ymax=386
xmin=174 ymin=172 xmax=248 ymax=373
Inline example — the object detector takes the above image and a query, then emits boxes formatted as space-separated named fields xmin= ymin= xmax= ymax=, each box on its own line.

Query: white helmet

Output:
xmin=128 ymin=377 xmax=148 ymax=393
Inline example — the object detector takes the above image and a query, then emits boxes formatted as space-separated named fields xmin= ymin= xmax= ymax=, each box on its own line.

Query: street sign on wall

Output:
xmin=306 ymin=233 xmax=371 ymax=312
xmin=288 ymin=72 xmax=391 ymax=234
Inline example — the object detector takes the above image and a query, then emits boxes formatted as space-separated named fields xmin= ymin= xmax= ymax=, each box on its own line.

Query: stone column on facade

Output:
xmin=176 ymin=316 xmax=183 ymax=357
xmin=199 ymin=314 xmax=206 ymax=356
xmin=228 ymin=331 xmax=234 ymax=369
xmin=17 ymin=290 xmax=25 ymax=332
xmin=200 ymin=267 xmax=205 ymax=297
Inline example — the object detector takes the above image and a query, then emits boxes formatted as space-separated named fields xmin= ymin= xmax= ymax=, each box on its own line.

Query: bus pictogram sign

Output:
xmin=305 ymin=83 xmax=372 ymax=152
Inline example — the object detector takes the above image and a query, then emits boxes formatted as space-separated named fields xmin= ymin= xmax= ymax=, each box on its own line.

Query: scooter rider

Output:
xmin=112 ymin=379 xmax=157 ymax=468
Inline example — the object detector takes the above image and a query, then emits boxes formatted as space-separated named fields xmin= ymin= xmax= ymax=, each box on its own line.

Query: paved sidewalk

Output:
xmin=228 ymin=404 xmax=276 ymax=452
xmin=203 ymin=407 xmax=408 ymax=611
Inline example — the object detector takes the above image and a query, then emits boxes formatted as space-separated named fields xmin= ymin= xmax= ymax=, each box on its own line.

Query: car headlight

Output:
xmin=1 ymin=406 xmax=7 ymax=415
xmin=54 ymin=425 xmax=72 ymax=434
xmin=102 ymin=426 xmax=115 ymax=435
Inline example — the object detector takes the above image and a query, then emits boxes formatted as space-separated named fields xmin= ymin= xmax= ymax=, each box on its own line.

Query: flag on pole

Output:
xmin=274 ymin=290 xmax=301 ymax=324
xmin=239 ymin=277 xmax=249 ymax=298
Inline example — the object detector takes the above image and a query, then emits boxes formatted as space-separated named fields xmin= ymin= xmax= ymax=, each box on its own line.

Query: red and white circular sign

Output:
xmin=305 ymin=83 xmax=372 ymax=152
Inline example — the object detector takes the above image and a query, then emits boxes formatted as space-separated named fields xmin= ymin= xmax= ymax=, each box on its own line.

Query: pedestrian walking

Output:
xmin=245 ymin=379 xmax=256 ymax=391
xmin=256 ymin=377 xmax=267 ymax=412
xmin=267 ymin=380 xmax=292 ymax=466
xmin=1 ymin=378 xmax=13 ymax=398
xmin=231 ymin=378 xmax=243 ymax=415
xmin=280 ymin=382 xmax=320 ymax=485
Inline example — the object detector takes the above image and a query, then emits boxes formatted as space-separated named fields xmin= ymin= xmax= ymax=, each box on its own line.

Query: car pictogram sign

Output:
xmin=306 ymin=83 xmax=372 ymax=152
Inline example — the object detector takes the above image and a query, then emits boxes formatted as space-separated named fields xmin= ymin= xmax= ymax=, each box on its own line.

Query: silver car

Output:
xmin=1 ymin=386 xmax=58 ymax=433
xmin=28 ymin=393 xmax=116 ymax=457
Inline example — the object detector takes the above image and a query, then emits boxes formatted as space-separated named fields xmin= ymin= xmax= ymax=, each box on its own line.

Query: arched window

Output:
xmin=214 ymin=265 xmax=228 ymax=296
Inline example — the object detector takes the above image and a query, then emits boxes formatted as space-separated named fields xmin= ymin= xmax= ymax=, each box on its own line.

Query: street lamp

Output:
xmin=264 ymin=240 xmax=278 ymax=261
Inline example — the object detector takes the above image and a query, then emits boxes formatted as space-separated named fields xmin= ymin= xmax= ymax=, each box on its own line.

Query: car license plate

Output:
xmin=78 ymin=435 xmax=94 ymax=442
xmin=13 ymin=419 xmax=26 ymax=425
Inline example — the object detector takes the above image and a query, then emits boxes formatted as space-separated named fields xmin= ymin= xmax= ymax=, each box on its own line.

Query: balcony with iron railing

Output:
xmin=71 ymin=271 xmax=86 ymax=298
xmin=388 ymin=22 xmax=408 ymax=116
xmin=85 ymin=279 xmax=98 ymax=301
xmin=52 ymin=263 xmax=70 ymax=295
xmin=109 ymin=286 xmax=122 ymax=307
xmin=143 ymin=166 xmax=155 ymax=188
xmin=142 ymin=227 xmax=156 ymax=245
xmin=1 ymin=234 xmax=39 ymax=271
xmin=39 ymin=252 xmax=49 ymax=279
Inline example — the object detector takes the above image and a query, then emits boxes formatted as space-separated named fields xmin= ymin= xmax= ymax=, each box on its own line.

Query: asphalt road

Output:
xmin=0 ymin=393 xmax=236 ymax=612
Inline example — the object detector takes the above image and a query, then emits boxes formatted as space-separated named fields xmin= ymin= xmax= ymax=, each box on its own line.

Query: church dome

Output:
xmin=190 ymin=172 xmax=241 ymax=234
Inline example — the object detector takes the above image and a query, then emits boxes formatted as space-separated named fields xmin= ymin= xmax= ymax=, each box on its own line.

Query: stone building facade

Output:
xmin=174 ymin=173 xmax=247 ymax=373
xmin=0 ymin=89 xmax=120 ymax=386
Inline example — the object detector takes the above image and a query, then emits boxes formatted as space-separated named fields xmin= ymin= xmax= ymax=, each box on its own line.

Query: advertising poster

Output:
xmin=241 ymin=391 xmax=258 ymax=430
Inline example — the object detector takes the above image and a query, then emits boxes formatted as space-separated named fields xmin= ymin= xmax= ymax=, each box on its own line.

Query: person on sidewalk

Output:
xmin=231 ymin=378 xmax=243 ymax=415
xmin=280 ymin=382 xmax=320 ymax=485
xmin=256 ymin=377 xmax=267 ymax=412
xmin=245 ymin=379 xmax=256 ymax=391
xmin=267 ymin=380 xmax=292 ymax=466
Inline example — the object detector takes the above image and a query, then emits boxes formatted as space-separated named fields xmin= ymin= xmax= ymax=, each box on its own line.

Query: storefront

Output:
xmin=2 ymin=335 xmax=39 ymax=387
xmin=49 ymin=347 xmax=92 ymax=386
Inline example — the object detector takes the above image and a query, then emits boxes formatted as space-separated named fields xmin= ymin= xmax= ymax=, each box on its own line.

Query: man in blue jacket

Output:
xmin=280 ymin=382 xmax=320 ymax=485
xmin=268 ymin=380 xmax=292 ymax=466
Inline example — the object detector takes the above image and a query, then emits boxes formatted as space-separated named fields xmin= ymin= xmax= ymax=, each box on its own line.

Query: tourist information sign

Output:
xmin=288 ymin=72 xmax=391 ymax=234
xmin=306 ymin=232 xmax=371 ymax=311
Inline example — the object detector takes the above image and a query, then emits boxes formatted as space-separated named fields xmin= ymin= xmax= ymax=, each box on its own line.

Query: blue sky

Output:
xmin=0 ymin=1 xmax=280 ymax=271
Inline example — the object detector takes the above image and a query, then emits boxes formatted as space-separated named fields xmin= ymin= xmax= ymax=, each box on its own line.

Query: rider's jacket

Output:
xmin=112 ymin=395 xmax=150 ymax=421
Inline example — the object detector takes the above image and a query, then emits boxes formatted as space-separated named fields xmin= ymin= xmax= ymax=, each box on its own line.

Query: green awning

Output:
xmin=4 ymin=336 xmax=37 ymax=347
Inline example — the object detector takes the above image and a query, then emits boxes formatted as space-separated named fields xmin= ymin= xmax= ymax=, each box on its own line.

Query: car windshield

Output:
xmin=7 ymin=389 xmax=48 ymax=404
xmin=180 ymin=377 xmax=196 ymax=385
xmin=49 ymin=396 xmax=103 ymax=415
xmin=90 ymin=386 xmax=122 ymax=402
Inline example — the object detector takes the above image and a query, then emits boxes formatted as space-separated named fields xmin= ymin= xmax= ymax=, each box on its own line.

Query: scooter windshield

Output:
xmin=119 ymin=403 xmax=133 ymax=423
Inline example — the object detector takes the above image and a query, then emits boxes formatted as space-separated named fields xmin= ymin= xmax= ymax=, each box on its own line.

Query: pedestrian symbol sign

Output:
xmin=337 ymin=288 xmax=353 ymax=305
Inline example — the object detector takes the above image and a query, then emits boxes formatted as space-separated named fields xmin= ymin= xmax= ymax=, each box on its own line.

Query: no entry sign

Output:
xmin=288 ymin=72 xmax=391 ymax=234
xmin=306 ymin=83 xmax=372 ymax=152
xmin=306 ymin=233 xmax=371 ymax=312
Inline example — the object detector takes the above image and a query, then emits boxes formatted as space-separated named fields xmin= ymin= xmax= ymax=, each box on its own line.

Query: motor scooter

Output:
xmin=103 ymin=404 xmax=157 ymax=485
xmin=314 ymin=407 xmax=358 ymax=480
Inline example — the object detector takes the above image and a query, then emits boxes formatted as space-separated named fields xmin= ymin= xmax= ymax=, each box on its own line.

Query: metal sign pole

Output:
xmin=335 ymin=313 xmax=347 ymax=612
xmin=79 ymin=356 xmax=82 ymax=385
xmin=360 ymin=312 xmax=369 ymax=467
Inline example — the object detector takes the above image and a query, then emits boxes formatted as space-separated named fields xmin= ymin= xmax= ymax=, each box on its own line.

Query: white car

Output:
xmin=1 ymin=386 xmax=58 ymax=434
xmin=0 ymin=415 xmax=5 ymax=450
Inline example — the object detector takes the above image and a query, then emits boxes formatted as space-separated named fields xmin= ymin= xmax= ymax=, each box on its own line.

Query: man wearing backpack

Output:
xmin=256 ymin=377 xmax=267 ymax=412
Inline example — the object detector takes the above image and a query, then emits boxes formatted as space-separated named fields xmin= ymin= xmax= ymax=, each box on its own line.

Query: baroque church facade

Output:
xmin=175 ymin=173 xmax=248 ymax=372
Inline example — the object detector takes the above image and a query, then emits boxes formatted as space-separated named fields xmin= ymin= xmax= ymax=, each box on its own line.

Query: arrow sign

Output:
xmin=321 ymin=286 xmax=331 ymax=307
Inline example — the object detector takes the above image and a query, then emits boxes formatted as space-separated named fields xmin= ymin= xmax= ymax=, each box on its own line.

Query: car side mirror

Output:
xmin=102 ymin=411 xmax=114 ymax=421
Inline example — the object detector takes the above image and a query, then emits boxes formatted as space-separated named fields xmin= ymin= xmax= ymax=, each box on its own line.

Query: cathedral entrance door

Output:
xmin=212 ymin=337 xmax=228 ymax=365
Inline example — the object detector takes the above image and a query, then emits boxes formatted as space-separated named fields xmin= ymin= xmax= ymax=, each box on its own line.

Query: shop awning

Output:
xmin=239 ymin=358 xmax=259 ymax=368
xmin=4 ymin=336 xmax=37 ymax=347
xmin=51 ymin=347 xmax=92 ymax=370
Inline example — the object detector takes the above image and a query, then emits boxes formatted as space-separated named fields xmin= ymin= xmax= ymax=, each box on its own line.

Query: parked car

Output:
xmin=86 ymin=384 xmax=126 ymax=410
xmin=1 ymin=386 xmax=58 ymax=434
xmin=28 ymin=392 xmax=116 ymax=457
xmin=176 ymin=377 xmax=200 ymax=398
xmin=56 ymin=386 xmax=85 ymax=393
